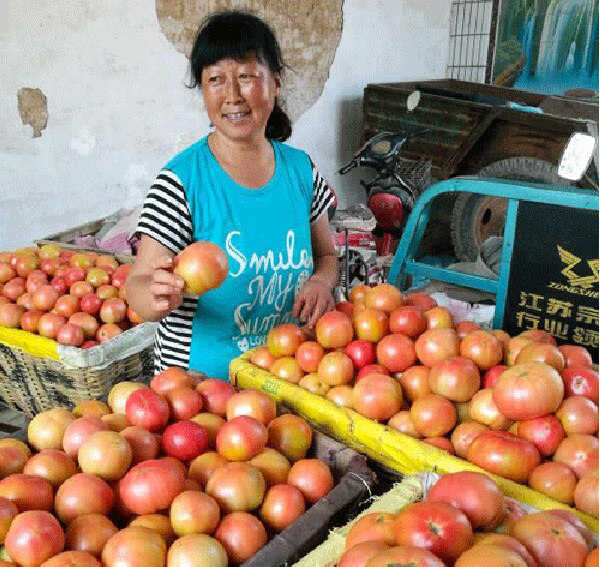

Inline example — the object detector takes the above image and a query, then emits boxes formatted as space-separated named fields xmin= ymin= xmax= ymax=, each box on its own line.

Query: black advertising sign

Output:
xmin=503 ymin=201 xmax=599 ymax=362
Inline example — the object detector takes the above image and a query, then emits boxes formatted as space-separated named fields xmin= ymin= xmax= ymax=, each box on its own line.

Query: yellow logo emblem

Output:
xmin=557 ymin=246 xmax=599 ymax=289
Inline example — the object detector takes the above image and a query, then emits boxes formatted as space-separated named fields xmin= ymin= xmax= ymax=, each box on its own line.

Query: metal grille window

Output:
xmin=447 ymin=0 xmax=499 ymax=83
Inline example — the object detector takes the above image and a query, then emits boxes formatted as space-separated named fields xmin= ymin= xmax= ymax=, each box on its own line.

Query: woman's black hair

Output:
xmin=188 ymin=10 xmax=292 ymax=141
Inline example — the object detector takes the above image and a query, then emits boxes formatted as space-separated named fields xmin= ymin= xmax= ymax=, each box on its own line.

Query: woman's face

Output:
xmin=201 ymin=54 xmax=281 ymax=145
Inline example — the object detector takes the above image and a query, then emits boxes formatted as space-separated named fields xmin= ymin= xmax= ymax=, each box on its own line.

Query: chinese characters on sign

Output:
xmin=504 ymin=203 xmax=599 ymax=362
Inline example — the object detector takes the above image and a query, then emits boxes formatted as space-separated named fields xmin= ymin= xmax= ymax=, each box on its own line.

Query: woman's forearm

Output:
xmin=311 ymin=253 xmax=339 ymax=291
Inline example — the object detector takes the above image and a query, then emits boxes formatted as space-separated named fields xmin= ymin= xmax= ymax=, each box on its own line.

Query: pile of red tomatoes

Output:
xmin=0 ymin=368 xmax=334 ymax=565
xmin=337 ymin=470 xmax=598 ymax=566
xmin=0 ymin=245 xmax=139 ymax=348
xmin=251 ymin=283 xmax=599 ymax=519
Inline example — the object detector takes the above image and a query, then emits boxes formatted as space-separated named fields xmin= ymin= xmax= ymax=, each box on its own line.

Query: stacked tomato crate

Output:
xmin=0 ymin=370 xmax=377 ymax=565
xmin=231 ymin=282 xmax=598 ymax=565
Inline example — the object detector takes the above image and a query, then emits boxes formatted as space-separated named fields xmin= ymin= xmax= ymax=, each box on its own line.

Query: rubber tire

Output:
xmin=450 ymin=157 xmax=571 ymax=262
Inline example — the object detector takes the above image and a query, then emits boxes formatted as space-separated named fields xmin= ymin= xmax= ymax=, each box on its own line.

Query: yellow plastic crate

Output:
xmin=230 ymin=351 xmax=598 ymax=532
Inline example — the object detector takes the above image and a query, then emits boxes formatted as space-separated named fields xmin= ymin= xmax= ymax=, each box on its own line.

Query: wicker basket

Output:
xmin=0 ymin=323 xmax=157 ymax=417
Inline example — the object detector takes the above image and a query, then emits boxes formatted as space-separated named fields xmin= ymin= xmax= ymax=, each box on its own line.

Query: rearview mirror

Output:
xmin=558 ymin=132 xmax=596 ymax=181
xmin=406 ymin=90 xmax=421 ymax=112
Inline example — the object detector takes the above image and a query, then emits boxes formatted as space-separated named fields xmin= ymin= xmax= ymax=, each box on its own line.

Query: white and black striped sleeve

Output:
xmin=309 ymin=159 xmax=336 ymax=224
xmin=136 ymin=169 xmax=194 ymax=254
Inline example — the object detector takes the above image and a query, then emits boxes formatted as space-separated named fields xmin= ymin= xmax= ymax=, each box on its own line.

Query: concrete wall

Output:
xmin=0 ymin=0 xmax=451 ymax=250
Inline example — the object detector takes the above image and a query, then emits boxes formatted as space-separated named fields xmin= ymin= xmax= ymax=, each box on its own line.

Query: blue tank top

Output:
xmin=166 ymin=137 xmax=314 ymax=379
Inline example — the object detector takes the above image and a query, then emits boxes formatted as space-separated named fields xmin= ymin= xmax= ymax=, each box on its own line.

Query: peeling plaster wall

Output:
xmin=0 ymin=0 xmax=451 ymax=250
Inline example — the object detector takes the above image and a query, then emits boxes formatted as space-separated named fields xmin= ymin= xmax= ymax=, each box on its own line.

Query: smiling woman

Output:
xmin=124 ymin=10 xmax=339 ymax=380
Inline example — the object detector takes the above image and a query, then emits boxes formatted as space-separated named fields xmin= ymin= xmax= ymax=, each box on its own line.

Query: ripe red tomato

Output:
xmin=397 ymin=365 xmax=431 ymax=402
xmin=352 ymin=307 xmax=389 ymax=343
xmin=151 ymin=367 xmax=195 ymax=396
xmin=196 ymin=378 xmax=235 ymax=416
xmin=404 ymin=292 xmax=437 ymax=311
xmin=317 ymin=351 xmax=354 ymax=386
xmin=118 ymin=459 xmax=186 ymax=515
xmin=205 ymin=462 xmax=266 ymax=513
xmin=376 ymin=333 xmax=416 ymax=373
xmin=492 ymin=362 xmax=564 ymax=421
xmin=467 ymin=430 xmax=541 ymax=484
xmin=125 ymin=388 xmax=170 ymax=432
xmin=352 ymin=373 xmax=403 ymax=421
xmin=409 ymin=393 xmax=457 ymax=437
xmin=388 ymin=305 xmax=427 ymax=337
xmin=225 ymin=389 xmax=277 ymax=426
xmin=344 ymin=339 xmax=376 ymax=371
xmin=165 ymin=387 xmax=204 ymax=421
xmin=295 ymin=341 xmax=325 ymax=373
xmin=356 ymin=363 xmax=390 ymax=381
xmin=393 ymin=501 xmax=474 ymax=564
xmin=553 ymin=434 xmax=599 ymax=479
xmin=287 ymin=459 xmax=334 ymax=504
xmin=428 ymin=356 xmax=480 ymax=402
xmin=515 ymin=342 xmax=565 ymax=372
xmin=344 ymin=511 xmax=397 ymax=550
xmin=555 ymin=395 xmax=599 ymax=435
xmin=415 ymin=328 xmax=460 ymax=367
xmin=482 ymin=364 xmax=508 ymax=388
xmin=266 ymin=414 xmax=312 ymax=462
xmin=120 ymin=425 xmax=160 ymax=464
xmin=426 ymin=471 xmax=505 ymax=530
xmin=335 ymin=300 xmax=354 ymax=318
xmin=5 ymin=510 xmax=65 ymax=566
xmin=259 ymin=484 xmax=306 ymax=532
xmin=54 ymin=473 xmax=115 ymax=523
xmin=510 ymin=511 xmax=588 ymax=567
xmin=215 ymin=416 xmax=267 ymax=461
xmin=560 ymin=365 xmax=599 ymax=403
xmin=364 ymin=283 xmax=403 ymax=313
xmin=367 ymin=546 xmax=444 ymax=566
xmin=172 ymin=241 xmax=228 ymax=295
xmin=558 ymin=344 xmax=593 ymax=368
xmin=460 ymin=330 xmax=503 ymax=370
xmin=315 ymin=311 xmax=354 ymax=349
xmin=528 ymin=461 xmax=577 ymax=504
xmin=515 ymin=414 xmax=565 ymax=457
xmin=213 ymin=512 xmax=267 ymax=564
xmin=162 ymin=420 xmax=210 ymax=462
xmin=267 ymin=323 xmax=306 ymax=357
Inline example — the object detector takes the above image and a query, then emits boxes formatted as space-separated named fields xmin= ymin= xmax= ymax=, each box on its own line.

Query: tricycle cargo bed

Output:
xmin=363 ymin=78 xmax=598 ymax=181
